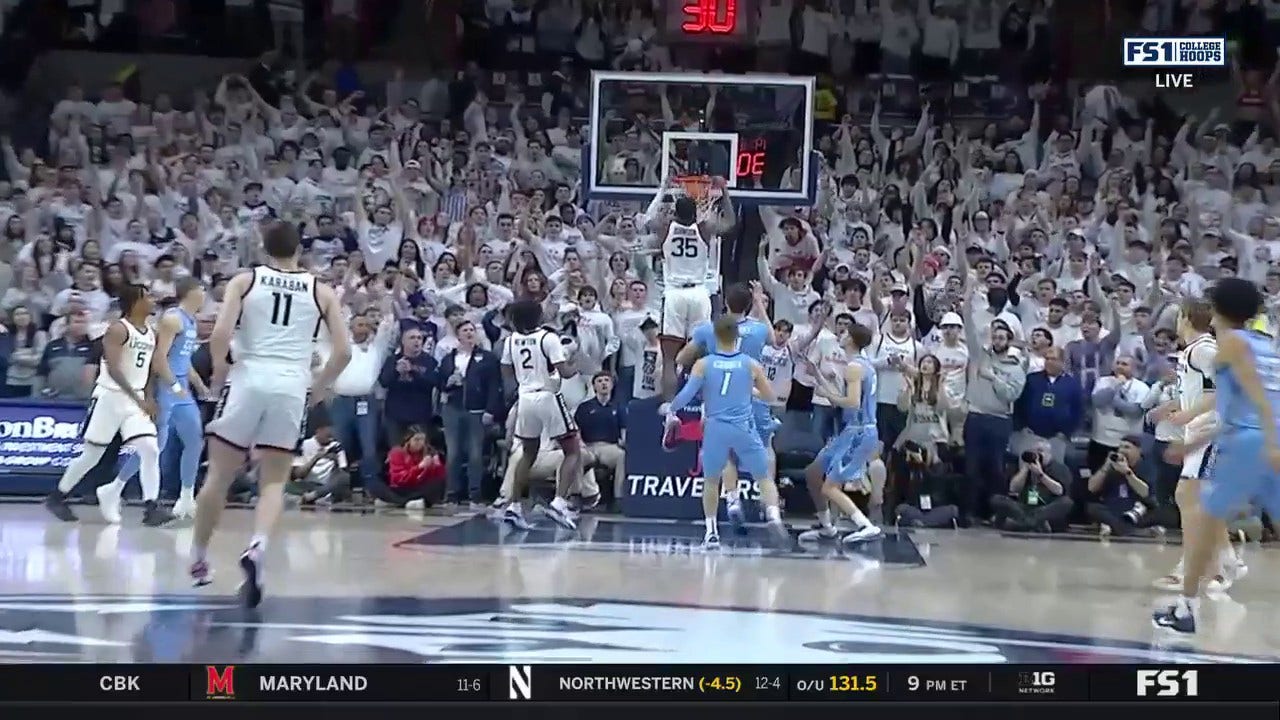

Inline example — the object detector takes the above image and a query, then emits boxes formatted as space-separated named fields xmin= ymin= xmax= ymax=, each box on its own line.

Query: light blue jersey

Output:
xmin=159 ymin=308 xmax=199 ymax=407
xmin=702 ymin=352 xmax=756 ymax=427
xmin=842 ymin=356 xmax=878 ymax=427
xmin=692 ymin=317 xmax=776 ymax=443
xmin=1201 ymin=328 xmax=1280 ymax=520
xmin=690 ymin=317 xmax=770 ymax=361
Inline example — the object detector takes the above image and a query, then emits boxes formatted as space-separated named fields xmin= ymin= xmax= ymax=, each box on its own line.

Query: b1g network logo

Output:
xmin=1123 ymin=37 xmax=1225 ymax=67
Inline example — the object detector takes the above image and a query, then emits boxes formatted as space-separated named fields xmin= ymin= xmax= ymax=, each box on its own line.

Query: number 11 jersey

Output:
xmin=234 ymin=265 xmax=323 ymax=395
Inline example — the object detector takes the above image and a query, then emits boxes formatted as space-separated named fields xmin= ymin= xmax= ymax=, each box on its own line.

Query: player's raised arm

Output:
xmin=102 ymin=321 xmax=147 ymax=412
xmin=664 ymin=357 xmax=707 ymax=417
xmin=313 ymin=282 xmax=353 ymax=404
xmin=750 ymin=360 xmax=775 ymax=404
xmin=209 ymin=271 xmax=251 ymax=390
xmin=151 ymin=310 xmax=183 ymax=394
xmin=545 ymin=330 xmax=578 ymax=379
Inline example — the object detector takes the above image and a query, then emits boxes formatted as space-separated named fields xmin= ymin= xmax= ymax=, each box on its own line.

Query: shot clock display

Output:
xmin=662 ymin=0 xmax=756 ymax=43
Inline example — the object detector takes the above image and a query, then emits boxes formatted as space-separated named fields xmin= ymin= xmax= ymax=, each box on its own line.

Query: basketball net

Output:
xmin=676 ymin=175 xmax=721 ymax=223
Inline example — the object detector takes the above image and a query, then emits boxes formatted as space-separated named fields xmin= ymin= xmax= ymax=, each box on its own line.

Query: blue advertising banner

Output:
xmin=621 ymin=397 xmax=765 ymax=521
xmin=0 ymin=399 xmax=131 ymax=495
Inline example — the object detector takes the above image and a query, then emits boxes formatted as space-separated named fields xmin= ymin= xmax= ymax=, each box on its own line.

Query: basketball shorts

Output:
xmin=814 ymin=423 xmax=879 ymax=483
xmin=752 ymin=399 xmax=780 ymax=446
xmin=1199 ymin=428 xmax=1280 ymax=519
xmin=1180 ymin=443 xmax=1212 ymax=480
xmin=701 ymin=418 xmax=769 ymax=480
xmin=80 ymin=389 xmax=157 ymax=445
xmin=514 ymin=391 xmax=576 ymax=441
xmin=206 ymin=382 xmax=309 ymax=454
xmin=662 ymin=285 xmax=712 ymax=340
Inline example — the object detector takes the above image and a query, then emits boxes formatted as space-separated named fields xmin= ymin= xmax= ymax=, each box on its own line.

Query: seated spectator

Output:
xmin=1084 ymin=435 xmax=1160 ymax=537
xmin=437 ymin=319 xmax=503 ymax=509
xmin=894 ymin=441 xmax=964 ymax=528
xmin=379 ymin=323 xmax=438 ymax=447
xmin=990 ymin=438 xmax=1074 ymax=533
xmin=32 ymin=309 xmax=94 ymax=399
xmin=498 ymin=405 xmax=599 ymax=507
xmin=289 ymin=418 xmax=352 ymax=505
xmin=378 ymin=426 xmax=446 ymax=509
xmin=574 ymin=372 xmax=626 ymax=509
xmin=3 ymin=305 xmax=46 ymax=397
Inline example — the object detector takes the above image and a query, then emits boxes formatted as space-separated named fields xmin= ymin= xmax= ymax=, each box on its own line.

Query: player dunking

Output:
xmin=799 ymin=323 xmax=884 ymax=544
xmin=648 ymin=176 xmax=720 ymax=398
xmin=675 ymin=281 xmax=786 ymax=535
xmin=663 ymin=315 xmax=775 ymax=548
xmin=498 ymin=299 xmax=582 ymax=531
xmin=44 ymin=284 xmax=174 ymax=526
xmin=1155 ymin=279 xmax=1280 ymax=634
xmin=1155 ymin=299 xmax=1246 ymax=593
xmin=99 ymin=277 xmax=209 ymax=522
xmin=191 ymin=223 xmax=350 ymax=607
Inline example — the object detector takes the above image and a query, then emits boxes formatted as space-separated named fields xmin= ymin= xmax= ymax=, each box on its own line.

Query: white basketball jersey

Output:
xmin=760 ymin=344 xmax=794 ymax=406
xmin=97 ymin=319 xmax=155 ymax=394
xmin=504 ymin=328 xmax=568 ymax=395
xmin=234 ymin=266 xmax=323 ymax=386
xmin=663 ymin=221 xmax=709 ymax=286
xmin=1178 ymin=334 xmax=1218 ymax=438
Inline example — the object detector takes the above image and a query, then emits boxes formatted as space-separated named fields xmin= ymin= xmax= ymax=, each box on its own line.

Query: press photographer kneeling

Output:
xmin=1084 ymin=435 xmax=1158 ymax=537
xmin=894 ymin=440 xmax=963 ymax=528
xmin=990 ymin=438 xmax=1074 ymax=532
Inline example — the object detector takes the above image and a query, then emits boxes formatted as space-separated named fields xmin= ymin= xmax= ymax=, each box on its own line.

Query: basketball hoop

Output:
xmin=676 ymin=175 xmax=720 ymax=222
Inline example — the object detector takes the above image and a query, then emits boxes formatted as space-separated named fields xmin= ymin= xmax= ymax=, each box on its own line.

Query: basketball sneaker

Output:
xmin=703 ymin=527 xmax=720 ymax=549
xmin=502 ymin=504 xmax=533 ymax=530
xmin=842 ymin=524 xmax=884 ymax=544
xmin=238 ymin=543 xmax=264 ymax=609
xmin=189 ymin=559 xmax=214 ymax=588
xmin=726 ymin=498 xmax=746 ymax=534
xmin=797 ymin=523 xmax=839 ymax=542
xmin=96 ymin=482 xmax=124 ymax=524
xmin=43 ymin=492 xmax=78 ymax=522
xmin=1152 ymin=597 xmax=1197 ymax=635
xmin=172 ymin=489 xmax=197 ymax=519
xmin=142 ymin=501 xmax=176 ymax=527
xmin=543 ymin=497 xmax=578 ymax=530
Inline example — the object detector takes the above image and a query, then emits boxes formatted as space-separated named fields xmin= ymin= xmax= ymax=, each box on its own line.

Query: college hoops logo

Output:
xmin=206 ymin=665 xmax=236 ymax=700
xmin=508 ymin=665 xmax=533 ymax=700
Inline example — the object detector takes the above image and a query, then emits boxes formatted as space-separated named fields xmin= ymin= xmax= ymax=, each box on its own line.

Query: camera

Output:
xmin=1109 ymin=451 xmax=1120 ymax=461
xmin=1123 ymin=503 xmax=1148 ymax=524
xmin=1020 ymin=450 xmax=1038 ymax=463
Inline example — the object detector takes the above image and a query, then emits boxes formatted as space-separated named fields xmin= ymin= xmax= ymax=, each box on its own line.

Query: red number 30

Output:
xmin=681 ymin=0 xmax=737 ymax=34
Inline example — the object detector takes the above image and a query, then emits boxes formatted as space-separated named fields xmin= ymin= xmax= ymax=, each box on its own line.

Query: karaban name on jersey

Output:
xmin=98 ymin=319 xmax=155 ymax=394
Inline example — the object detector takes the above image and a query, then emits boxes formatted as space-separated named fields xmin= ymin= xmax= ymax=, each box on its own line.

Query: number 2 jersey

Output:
xmin=233 ymin=266 xmax=324 ymax=395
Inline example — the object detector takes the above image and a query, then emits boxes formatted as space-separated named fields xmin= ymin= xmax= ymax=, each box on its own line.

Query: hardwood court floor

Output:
xmin=0 ymin=503 xmax=1275 ymax=663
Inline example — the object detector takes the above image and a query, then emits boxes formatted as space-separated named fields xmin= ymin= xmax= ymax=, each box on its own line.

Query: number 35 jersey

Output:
xmin=233 ymin=266 xmax=324 ymax=394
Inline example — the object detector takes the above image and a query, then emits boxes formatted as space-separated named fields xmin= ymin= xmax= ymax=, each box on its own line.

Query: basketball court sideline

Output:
xmin=0 ymin=504 xmax=1275 ymax=664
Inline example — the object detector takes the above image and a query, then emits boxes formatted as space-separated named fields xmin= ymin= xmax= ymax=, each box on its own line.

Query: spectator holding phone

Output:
xmin=289 ymin=417 xmax=351 ymax=505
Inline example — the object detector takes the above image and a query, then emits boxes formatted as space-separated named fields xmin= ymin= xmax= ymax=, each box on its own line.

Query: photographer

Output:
xmin=894 ymin=441 xmax=963 ymax=528
xmin=990 ymin=438 xmax=1074 ymax=532
xmin=288 ymin=417 xmax=351 ymax=505
xmin=1084 ymin=435 xmax=1158 ymax=537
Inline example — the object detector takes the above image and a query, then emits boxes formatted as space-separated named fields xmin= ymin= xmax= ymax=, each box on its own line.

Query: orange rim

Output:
xmin=676 ymin=175 xmax=713 ymax=203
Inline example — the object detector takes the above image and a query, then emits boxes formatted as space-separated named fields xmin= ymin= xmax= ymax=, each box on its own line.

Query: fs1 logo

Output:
xmin=509 ymin=665 xmax=533 ymax=700
xmin=206 ymin=665 xmax=236 ymax=700
xmin=1137 ymin=669 xmax=1199 ymax=697
xmin=1124 ymin=37 xmax=1225 ymax=67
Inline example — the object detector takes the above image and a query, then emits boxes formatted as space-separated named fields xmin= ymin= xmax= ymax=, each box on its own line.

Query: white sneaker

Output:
xmin=502 ymin=506 xmax=533 ymax=530
xmin=703 ymin=528 xmax=721 ymax=549
xmin=841 ymin=524 xmax=884 ymax=544
xmin=542 ymin=500 xmax=578 ymax=530
xmin=798 ymin=525 xmax=839 ymax=543
xmin=96 ymin=482 xmax=123 ymax=525
xmin=172 ymin=490 xmax=197 ymax=519
xmin=404 ymin=499 xmax=426 ymax=510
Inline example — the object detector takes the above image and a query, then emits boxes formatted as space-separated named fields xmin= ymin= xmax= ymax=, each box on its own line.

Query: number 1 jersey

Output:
xmin=233 ymin=266 xmax=323 ymax=394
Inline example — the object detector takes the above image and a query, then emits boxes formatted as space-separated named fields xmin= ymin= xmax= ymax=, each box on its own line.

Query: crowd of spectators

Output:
xmin=0 ymin=0 xmax=1274 ymax=540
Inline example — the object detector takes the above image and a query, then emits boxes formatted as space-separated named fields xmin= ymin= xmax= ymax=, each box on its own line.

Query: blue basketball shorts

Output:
xmin=701 ymin=418 xmax=770 ymax=480
xmin=1200 ymin=428 xmax=1280 ymax=519
xmin=814 ymin=423 xmax=879 ymax=483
